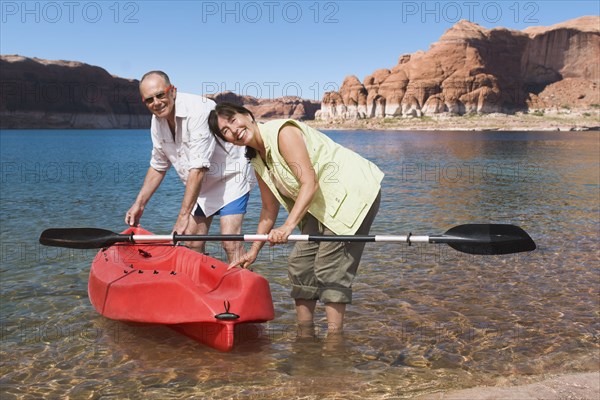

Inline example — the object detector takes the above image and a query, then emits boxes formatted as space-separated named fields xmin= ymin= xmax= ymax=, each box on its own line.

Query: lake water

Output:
xmin=1 ymin=129 xmax=598 ymax=399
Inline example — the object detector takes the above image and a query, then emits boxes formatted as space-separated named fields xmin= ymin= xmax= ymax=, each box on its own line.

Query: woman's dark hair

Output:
xmin=208 ymin=102 xmax=257 ymax=160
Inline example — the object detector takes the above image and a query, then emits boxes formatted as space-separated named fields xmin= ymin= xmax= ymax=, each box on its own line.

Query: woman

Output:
xmin=208 ymin=103 xmax=384 ymax=337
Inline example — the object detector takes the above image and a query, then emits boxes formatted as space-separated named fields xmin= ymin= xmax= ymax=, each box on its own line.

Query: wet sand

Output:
xmin=308 ymin=111 xmax=600 ymax=132
xmin=415 ymin=372 xmax=599 ymax=399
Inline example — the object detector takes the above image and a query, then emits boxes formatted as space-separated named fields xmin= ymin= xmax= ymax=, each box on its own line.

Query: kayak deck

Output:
xmin=88 ymin=227 xmax=274 ymax=351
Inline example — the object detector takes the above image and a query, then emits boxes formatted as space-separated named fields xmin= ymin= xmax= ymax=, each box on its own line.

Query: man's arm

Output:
xmin=172 ymin=167 xmax=207 ymax=234
xmin=173 ymin=99 xmax=217 ymax=233
xmin=125 ymin=167 xmax=166 ymax=226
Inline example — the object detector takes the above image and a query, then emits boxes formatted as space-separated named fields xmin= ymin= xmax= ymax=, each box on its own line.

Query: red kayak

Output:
xmin=87 ymin=227 xmax=274 ymax=352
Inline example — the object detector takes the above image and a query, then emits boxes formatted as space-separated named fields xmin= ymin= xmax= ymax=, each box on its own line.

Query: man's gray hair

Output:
xmin=139 ymin=71 xmax=171 ymax=87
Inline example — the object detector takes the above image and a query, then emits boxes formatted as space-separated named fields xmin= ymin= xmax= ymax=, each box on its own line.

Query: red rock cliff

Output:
xmin=0 ymin=56 xmax=320 ymax=129
xmin=0 ymin=55 xmax=151 ymax=129
xmin=317 ymin=16 xmax=599 ymax=120
xmin=208 ymin=91 xmax=320 ymax=121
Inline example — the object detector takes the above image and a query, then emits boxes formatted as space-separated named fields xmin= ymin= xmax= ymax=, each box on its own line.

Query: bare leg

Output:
xmin=325 ymin=303 xmax=346 ymax=336
xmin=186 ymin=215 xmax=213 ymax=254
xmin=295 ymin=299 xmax=317 ymax=337
xmin=219 ymin=213 xmax=245 ymax=263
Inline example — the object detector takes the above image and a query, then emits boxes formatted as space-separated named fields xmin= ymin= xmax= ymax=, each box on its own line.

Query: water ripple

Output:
xmin=1 ymin=129 xmax=598 ymax=398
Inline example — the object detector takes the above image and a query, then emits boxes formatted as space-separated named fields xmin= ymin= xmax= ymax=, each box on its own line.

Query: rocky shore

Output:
xmin=308 ymin=110 xmax=600 ymax=132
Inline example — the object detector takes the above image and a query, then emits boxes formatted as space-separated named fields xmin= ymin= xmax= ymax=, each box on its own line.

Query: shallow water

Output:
xmin=1 ymin=129 xmax=598 ymax=399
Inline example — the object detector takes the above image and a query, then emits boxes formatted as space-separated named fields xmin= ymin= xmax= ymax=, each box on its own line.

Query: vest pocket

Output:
xmin=325 ymin=188 xmax=367 ymax=228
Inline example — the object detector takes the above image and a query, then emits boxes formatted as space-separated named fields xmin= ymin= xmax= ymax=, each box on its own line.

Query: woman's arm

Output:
xmin=229 ymin=171 xmax=280 ymax=268
xmin=268 ymin=123 xmax=319 ymax=244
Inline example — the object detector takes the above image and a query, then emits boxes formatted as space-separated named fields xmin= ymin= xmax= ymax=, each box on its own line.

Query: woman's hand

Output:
xmin=267 ymin=225 xmax=295 ymax=245
xmin=229 ymin=245 xmax=260 ymax=270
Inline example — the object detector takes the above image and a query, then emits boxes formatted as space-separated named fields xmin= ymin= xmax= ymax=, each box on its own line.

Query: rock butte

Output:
xmin=0 ymin=56 xmax=319 ymax=129
xmin=316 ymin=16 xmax=599 ymax=121
xmin=1 ymin=17 xmax=598 ymax=129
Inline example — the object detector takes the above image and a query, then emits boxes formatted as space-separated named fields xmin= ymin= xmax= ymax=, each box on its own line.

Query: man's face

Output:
xmin=139 ymin=75 xmax=176 ymax=119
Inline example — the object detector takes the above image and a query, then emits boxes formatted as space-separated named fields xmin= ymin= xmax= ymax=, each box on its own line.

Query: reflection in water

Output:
xmin=1 ymin=130 xmax=598 ymax=398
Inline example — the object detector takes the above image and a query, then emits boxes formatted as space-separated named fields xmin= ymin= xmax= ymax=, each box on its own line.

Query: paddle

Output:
xmin=39 ymin=224 xmax=535 ymax=255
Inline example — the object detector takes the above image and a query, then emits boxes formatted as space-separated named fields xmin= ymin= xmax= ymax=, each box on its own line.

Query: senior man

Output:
xmin=125 ymin=71 xmax=251 ymax=262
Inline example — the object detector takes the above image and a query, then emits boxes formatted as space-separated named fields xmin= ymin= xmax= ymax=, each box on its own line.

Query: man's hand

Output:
xmin=173 ymin=213 xmax=191 ymax=235
xmin=125 ymin=203 xmax=144 ymax=226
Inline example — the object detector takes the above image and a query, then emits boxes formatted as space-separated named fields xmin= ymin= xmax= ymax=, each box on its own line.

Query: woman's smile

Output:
xmin=236 ymin=127 xmax=248 ymax=142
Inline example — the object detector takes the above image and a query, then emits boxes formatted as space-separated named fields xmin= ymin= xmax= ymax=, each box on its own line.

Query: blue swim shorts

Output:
xmin=193 ymin=192 xmax=250 ymax=218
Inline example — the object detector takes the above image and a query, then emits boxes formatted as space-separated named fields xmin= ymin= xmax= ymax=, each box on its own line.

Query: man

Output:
xmin=125 ymin=71 xmax=251 ymax=262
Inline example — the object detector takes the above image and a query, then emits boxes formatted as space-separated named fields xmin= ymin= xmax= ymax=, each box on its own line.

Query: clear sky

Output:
xmin=1 ymin=0 xmax=599 ymax=100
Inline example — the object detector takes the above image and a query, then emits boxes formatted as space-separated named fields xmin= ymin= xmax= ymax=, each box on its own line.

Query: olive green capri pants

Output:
xmin=287 ymin=191 xmax=381 ymax=304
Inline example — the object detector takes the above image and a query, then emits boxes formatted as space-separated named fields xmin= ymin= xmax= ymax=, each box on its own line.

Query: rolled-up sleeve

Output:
xmin=150 ymin=148 xmax=171 ymax=171
xmin=186 ymin=112 xmax=215 ymax=170
xmin=149 ymin=120 xmax=171 ymax=171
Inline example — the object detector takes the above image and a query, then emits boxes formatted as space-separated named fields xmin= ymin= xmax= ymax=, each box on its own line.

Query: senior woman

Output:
xmin=208 ymin=102 xmax=384 ymax=337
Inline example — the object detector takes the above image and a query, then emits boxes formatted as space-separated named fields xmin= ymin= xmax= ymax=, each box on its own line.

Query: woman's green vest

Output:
xmin=250 ymin=120 xmax=384 ymax=235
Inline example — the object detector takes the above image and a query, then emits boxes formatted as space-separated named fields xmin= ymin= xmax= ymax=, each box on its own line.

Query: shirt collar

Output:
xmin=174 ymin=94 xmax=189 ymax=118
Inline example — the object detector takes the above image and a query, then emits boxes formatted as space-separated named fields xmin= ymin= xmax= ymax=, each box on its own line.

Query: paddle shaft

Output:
xmin=133 ymin=234 xmax=433 ymax=244
xmin=39 ymin=224 xmax=536 ymax=255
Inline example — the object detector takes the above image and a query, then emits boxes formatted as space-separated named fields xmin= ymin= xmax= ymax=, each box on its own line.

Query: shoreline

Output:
xmin=306 ymin=111 xmax=600 ymax=132
xmin=415 ymin=371 xmax=600 ymax=399
xmin=2 ymin=111 xmax=600 ymax=132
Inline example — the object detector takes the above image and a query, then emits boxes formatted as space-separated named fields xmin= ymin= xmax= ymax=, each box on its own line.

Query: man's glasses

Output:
xmin=142 ymin=85 xmax=174 ymax=105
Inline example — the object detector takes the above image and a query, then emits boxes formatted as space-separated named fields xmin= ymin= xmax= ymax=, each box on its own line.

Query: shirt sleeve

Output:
xmin=149 ymin=118 xmax=171 ymax=171
xmin=185 ymin=107 xmax=216 ymax=170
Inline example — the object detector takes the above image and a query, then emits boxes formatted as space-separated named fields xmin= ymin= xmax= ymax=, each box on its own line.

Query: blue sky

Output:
xmin=1 ymin=1 xmax=599 ymax=100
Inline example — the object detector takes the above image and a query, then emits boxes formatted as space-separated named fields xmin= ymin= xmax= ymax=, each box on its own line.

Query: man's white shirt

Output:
xmin=149 ymin=93 xmax=252 ymax=217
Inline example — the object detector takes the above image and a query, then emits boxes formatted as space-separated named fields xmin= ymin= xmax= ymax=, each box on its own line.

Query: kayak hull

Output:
xmin=87 ymin=227 xmax=274 ymax=351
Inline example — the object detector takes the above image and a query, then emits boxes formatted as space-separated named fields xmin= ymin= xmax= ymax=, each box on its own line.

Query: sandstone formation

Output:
xmin=0 ymin=55 xmax=320 ymax=129
xmin=317 ymin=16 xmax=600 ymax=120
xmin=0 ymin=55 xmax=151 ymax=129
xmin=208 ymin=91 xmax=320 ymax=121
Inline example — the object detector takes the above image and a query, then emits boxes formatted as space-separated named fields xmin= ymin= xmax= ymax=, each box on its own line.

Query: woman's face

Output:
xmin=216 ymin=112 xmax=256 ymax=146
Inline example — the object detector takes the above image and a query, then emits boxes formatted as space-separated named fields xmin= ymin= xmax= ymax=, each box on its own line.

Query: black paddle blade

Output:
xmin=433 ymin=224 xmax=536 ymax=255
xmin=39 ymin=228 xmax=131 ymax=249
